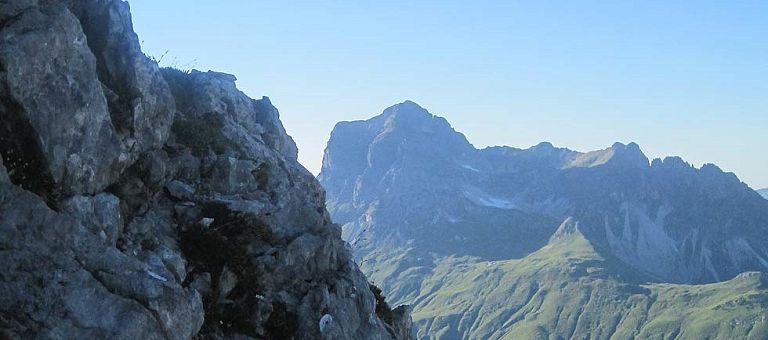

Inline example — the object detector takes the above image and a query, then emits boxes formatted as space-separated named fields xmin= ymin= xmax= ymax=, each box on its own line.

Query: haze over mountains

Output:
xmin=319 ymin=101 xmax=768 ymax=339
xmin=759 ymin=189 xmax=768 ymax=199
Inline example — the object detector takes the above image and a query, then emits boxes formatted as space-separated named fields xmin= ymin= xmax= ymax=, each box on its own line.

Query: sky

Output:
xmin=129 ymin=0 xmax=767 ymax=188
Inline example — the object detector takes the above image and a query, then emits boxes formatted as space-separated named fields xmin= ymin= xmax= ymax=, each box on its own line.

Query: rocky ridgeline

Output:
xmin=321 ymin=101 xmax=768 ymax=285
xmin=0 ymin=1 xmax=410 ymax=339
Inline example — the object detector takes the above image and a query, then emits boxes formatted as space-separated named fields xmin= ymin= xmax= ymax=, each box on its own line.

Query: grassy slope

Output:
xmin=360 ymin=232 xmax=768 ymax=340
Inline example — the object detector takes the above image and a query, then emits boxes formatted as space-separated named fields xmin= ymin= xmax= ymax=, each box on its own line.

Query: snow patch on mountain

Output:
xmin=463 ymin=186 xmax=515 ymax=209
xmin=460 ymin=164 xmax=481 ymax=172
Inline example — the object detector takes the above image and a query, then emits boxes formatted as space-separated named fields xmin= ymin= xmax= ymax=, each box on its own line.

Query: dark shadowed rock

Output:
xmin=389 ymin=306 xmax=413 ymax=340
xmin=0 ymin=180 xmax=203 ymax=340
xmin=0 ymin=156 xmax=8 ymax=183
xmin=165 ymin=180 xmax=195 ymax=201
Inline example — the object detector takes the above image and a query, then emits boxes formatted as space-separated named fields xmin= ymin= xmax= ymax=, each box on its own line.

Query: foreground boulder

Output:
xmin=0 ymin=1 xmax=411 ymax=339
xmin=0 ymin=2 xmax=126 ymax=196
xmin=0 ymin=0 xmax=175 ymax=197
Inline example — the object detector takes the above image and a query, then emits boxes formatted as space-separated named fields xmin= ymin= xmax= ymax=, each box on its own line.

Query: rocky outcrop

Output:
xmin=0 ymin=1 xmax=410 ymax=339
xmin=163 ymin=69 xmax=298 ymax=161
xmin=0 ymin=181 xmax=204 ymax=339
xmin=1 ymin=1 xmax=125 ymax=197
xmin=0 ymin=0 xmax=176 ymax=198
xmin=67 ymin=0 xmax=176 ymax=156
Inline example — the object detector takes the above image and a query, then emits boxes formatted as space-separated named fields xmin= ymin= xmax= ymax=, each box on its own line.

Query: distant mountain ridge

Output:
xmin=319 ymin=101 xmax=768 ymax=339
xmin=759 ymin=188 xmax=768 ymax=199
xmin=321 ymin=101 xmax=768 ymax=283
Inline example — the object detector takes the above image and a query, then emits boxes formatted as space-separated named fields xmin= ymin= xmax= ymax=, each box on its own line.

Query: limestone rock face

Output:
xmin=0 ymin=178 xmax=205 ymax=340
xmin=321 ymin=101 xmax=768 ymax=285
xmin=66 ymin=0 xmax=176 ymax=156
xmin=165 ymin=69 xmax=298 ymax=161
xmin=157 ymin=69 xmax=409 ymax=339
xmin=0 ymin=1 xmax=410 ymax=339
xmin=0 ymin=2 xmax=126 ymax=196
xmin=0 ymin=0 xmax=175 ymax=197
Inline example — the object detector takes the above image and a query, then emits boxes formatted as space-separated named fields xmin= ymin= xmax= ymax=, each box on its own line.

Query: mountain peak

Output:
xmin=533 ymin=141 xmax=556 ymax=150
xmin=385 ymin=99 xmax=426 ymax=110
xmin=565 ymin=142 xmax=648 ymax=169
xmin=380 ymin=100 xmax=432 ymax=121
xmin=373 ymin=101 xmax=470 ymax=145
xmin=320 ymin=101 xmax=474 ymax=201
xmin=609 ymin=141 xmax=649 ymax=167
xmin=548 ymin=217 xmax=585 ymax=244
xmin=401 ymin=99 xmax=423 ymax=107
xmin=611 ymin=141 xmax=640 ymax=150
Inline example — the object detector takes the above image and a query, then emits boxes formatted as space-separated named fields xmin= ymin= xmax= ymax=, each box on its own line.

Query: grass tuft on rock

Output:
xmin=370 ymin=283 xmax=395 ymax=326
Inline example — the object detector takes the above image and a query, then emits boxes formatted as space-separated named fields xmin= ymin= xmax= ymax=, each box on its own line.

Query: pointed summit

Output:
xmin=378 ymin=100 xmax=434 ymax=127
xmin=609 ymin=141 xmax=649 ymax=168
xmin=394 ymin=99 xmax=425 ymax=110
xmin=368 ymin=101 xmax=471 ymax=149
xmin=548 ymin=217 xmax=585 ymax=244
xmin=320 ymin=101 xmax=475 ymax=206
xmin=382 ymin=100 xmax=428 ymax=114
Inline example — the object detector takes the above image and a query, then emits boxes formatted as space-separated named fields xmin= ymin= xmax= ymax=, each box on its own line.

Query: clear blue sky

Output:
xmin=129 ymin=0 xmax=768 ymax=188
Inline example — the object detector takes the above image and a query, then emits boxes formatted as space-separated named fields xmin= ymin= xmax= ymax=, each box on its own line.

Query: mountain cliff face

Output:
xmin=319 ymin=101 xmax=768 ymax=339
xmin=0 ymin=1 xmax=410 ymax=339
